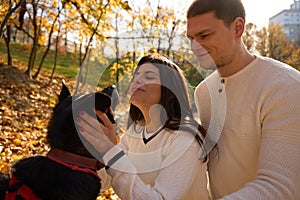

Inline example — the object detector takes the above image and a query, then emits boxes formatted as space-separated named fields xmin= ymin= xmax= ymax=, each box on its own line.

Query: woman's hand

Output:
xmin=95 ymin=108 xmax=117 ymax=145
xmin=76 ymin=108 xmax=117 ymax=155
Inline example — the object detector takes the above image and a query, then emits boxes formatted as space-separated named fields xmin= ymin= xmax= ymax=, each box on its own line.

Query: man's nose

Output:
xmin=191 ymin=39 xmax=202 ymax=50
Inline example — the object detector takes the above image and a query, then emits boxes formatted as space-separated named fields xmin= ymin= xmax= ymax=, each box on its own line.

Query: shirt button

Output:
xmin=218 ymin=88 xmax=223 ymax=93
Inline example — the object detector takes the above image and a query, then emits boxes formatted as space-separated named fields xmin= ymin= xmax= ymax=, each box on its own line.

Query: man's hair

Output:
xmin=187 ymin=0 xmax=246 ymax=27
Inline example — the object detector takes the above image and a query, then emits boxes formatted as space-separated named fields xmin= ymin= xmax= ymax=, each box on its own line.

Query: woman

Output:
xmin=76 ymin=54 xmax=209 ymax=200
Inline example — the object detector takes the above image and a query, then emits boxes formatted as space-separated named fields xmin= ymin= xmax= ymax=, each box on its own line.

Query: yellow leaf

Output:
xmin=13 ymin=138 xmax=22 ymax=146
xmin=11 ymin=154 xmax=23 ymax=161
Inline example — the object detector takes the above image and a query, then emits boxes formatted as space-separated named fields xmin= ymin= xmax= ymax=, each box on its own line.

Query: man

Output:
xmin=186 ymin=0 xmax=300 ymax=199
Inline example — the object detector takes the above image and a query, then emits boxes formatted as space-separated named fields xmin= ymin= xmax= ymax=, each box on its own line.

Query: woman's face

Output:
xmin=129 ymin=63 xmax=161 ymax=109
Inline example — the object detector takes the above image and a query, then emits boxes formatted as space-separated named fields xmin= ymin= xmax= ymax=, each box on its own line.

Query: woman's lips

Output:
xmin=131 ymin=87 xmax=145 ymax=94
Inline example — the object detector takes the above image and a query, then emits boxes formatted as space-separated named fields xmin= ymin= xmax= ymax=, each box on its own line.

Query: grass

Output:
xmin=0 ymin=39 xmax=207 ymax=92
xmin=0 ymin=39 xmax=80 ymax=78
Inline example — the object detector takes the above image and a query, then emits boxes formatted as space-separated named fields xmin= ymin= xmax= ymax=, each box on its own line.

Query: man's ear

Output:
xmin=59 ymin=79 xmax=71 ymax=102
xmin=233 ymin=17 xmax=245 ymax=38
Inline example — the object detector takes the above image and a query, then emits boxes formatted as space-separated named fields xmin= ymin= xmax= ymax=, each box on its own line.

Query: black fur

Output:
xmin=0 ymin=82 xmax=119 ymax=200
xmin=0 ymin=173 xmax=9 ymax=199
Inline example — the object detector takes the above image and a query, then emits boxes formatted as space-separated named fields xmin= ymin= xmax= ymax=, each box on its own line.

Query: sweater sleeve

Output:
xmin=105 ymin=133 xmax=209 ymax=200
xmin=221 ymin=82 xmax=300 ymax=199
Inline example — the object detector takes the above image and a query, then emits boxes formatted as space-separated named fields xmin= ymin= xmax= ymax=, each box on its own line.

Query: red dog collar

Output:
xmin=46 ymin=148 xmax=103 ymax=180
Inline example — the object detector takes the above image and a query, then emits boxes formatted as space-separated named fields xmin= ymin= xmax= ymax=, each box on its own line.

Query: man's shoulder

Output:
xmin=256 ymin=55 xmax=296 ymax=72
xmin=256 ymin=55 xmax=300 ymax=83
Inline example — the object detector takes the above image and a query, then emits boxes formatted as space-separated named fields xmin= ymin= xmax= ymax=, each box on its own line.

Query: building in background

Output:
xmin=269 ymin=0 xmax=300 ymax=42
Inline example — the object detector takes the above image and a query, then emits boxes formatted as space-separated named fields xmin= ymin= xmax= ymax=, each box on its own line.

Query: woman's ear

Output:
xmin=233 ymin=17 xmax=245 ymax=38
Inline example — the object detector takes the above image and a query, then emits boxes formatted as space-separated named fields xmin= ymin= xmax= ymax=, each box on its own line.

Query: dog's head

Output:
xmin=47 ymin=81 xmax=119 ymax=158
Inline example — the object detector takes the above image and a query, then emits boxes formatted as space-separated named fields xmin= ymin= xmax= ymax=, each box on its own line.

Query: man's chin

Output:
xmin=197 ymin=56 xmax=217 ymax=71
xmin=201 ymin=65 xmax=217 ymax=71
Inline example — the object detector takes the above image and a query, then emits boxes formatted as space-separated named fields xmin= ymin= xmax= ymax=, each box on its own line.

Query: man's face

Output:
xmin=187 ymin=12 xmax=236 ymax=71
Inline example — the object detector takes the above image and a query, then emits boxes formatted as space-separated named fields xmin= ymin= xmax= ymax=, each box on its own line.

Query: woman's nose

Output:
xmin=133 ymin=75 xmax=143 ymax=84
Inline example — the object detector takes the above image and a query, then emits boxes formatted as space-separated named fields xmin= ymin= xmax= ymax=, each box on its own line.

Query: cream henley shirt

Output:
xmin=194 ymin=55 xmax=300 ymax=199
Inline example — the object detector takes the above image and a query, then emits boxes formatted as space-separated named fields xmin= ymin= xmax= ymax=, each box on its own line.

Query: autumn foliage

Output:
xmin=0 ymin=64 xmax=60 ymax=173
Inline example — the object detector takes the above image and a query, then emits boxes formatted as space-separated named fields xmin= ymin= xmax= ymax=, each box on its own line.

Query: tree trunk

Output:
xmin=3 ymin=26 xmax=12 ymax=65
xmin=25 ymin=1 xmax=42 ymax=79
xmin=33 ymin=8 xmax=61 ymax=79
xmin=47 ymin=23 xmax=61 ymax=86
xmin=25 ymin=36 xmax=38 ymax=78
xmin=115 ymin=13 xmax=120 ymax=90
xmin=74 ymin=2 xmax=109 ymax=94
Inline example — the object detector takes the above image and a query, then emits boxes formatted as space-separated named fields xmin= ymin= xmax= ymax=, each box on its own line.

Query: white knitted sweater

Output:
xmin=100 ymin=125 xmax=209 ymax=200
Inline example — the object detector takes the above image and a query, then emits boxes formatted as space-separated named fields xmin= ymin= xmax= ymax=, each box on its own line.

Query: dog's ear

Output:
xmin=59 ymin=80 xmax=71 ymax=102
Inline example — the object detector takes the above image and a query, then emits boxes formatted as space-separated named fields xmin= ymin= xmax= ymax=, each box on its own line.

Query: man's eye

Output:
xmin=200 ymin=32 xmax=214 ymax=40
xmin=200 ymin=34 xmax=210 ymax=39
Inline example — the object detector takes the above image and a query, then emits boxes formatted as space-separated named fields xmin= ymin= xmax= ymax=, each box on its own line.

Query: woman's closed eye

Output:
xmin=145 ymin=74 xmax=156 ymax=80
xmin=133 ymin=71 xmax=159 ymax=81
xmin=145 ymin=71 xmax=159 ymax=78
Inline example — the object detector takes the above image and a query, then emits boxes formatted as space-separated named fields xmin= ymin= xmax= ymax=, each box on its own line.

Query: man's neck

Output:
xmin=218 ymin=48 xmax=255 ymax=77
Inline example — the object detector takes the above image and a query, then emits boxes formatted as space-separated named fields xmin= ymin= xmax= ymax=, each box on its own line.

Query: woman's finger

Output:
xmin=76 ymin=110 xmax=116 ymax=143
xmin=109 ymin=107 xmax=114 ymax=117
xmin=76 ymin=112 xmax=105 ymax=138
xmin=94 ymin=109 xmax=114 ymax=129
xmin=76 ymin=110 xmax=117 ymax=151
xmin=78 ymin=126 xmax=98 ymax=145
xmin=94 ymin=109 xmax=117 ymax=144
xmin=79 ymin=110 xmax=102 ymax=129
xmin=78 ymin=126 xmax=113 ymax=154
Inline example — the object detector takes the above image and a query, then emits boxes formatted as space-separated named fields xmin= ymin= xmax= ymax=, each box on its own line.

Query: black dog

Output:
xmin=0 ymin=81 xmax=119 ymax=200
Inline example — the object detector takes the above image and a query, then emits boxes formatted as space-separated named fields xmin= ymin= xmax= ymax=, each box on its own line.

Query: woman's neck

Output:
xmin=142 ymin=104 xmax=165 ymax=132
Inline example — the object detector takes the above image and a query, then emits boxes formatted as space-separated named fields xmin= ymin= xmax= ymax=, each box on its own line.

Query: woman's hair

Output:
xmin=187 ymin=0 xmax=245 ymax=27
xmin=128 ymin=54 xmax=207 ymax=160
